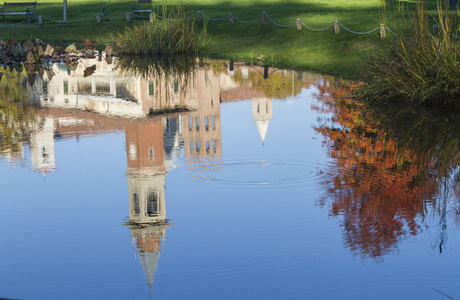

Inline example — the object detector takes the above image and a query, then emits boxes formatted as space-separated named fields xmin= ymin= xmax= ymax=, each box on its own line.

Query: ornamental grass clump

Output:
xmin=358 ymin=0 xmax=460 ymax=105
xmin=112 ymin=4 xmax=208 ymax=55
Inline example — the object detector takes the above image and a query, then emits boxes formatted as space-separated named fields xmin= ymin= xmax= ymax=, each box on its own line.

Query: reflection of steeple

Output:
xmin=256 ymin=120 xmax=270 ymax=143
xmin=140 ymin=251 xmax=160 ymax=291
xmin=124 ymin=119 xmax=173 ymax=293
xmin=252 ymin=97 xmax=272 ymax=143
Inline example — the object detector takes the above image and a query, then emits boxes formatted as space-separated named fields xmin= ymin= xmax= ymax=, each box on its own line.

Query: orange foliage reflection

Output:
xmin=313 ymin=85 xmax=438 ymax=258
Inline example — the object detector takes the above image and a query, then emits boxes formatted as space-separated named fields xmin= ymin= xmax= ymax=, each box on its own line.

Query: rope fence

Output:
xmin=1 ymin=9 xmax=458 ymax=39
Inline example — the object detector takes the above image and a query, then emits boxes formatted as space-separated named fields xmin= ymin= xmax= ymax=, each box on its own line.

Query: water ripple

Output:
xmin=188 ymin=160 xmax=326 ymax=186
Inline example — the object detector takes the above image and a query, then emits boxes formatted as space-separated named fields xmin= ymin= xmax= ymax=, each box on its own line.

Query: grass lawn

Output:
xmin=0 ymin=0 xmax=449 ymax=78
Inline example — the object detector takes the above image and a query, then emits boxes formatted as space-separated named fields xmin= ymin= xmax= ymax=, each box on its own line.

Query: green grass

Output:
xmin=0 ymin=0 xmax=454 ymax=78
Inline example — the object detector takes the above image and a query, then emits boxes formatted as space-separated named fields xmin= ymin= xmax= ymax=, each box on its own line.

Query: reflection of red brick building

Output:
xmin=126 ymin=120 xmax=165 ymax=171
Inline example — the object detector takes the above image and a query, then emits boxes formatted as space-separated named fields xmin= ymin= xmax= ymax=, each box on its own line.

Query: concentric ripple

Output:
xmin=189 ymin=161 xmax=326 ymax=185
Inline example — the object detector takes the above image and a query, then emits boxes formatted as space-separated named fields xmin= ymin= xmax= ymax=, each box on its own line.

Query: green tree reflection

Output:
xmin=0 ymin=65 xmax=37 ymax=163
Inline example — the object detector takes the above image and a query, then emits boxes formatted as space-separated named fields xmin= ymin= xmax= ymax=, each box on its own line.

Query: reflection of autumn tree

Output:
xmin=0 ymin=66 xmax=36 ymax=163
xmin=313 ymin=85 xmax=441 ymax=258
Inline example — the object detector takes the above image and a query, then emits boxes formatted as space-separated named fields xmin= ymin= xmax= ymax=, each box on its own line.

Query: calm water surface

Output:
xmin=0 ymin=57 xmax=459 ymax=299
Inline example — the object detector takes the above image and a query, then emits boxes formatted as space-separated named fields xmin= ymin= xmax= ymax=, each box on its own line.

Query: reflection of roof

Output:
xmin=256 ymin=120 xmax=270 ymax=143
xmin=140 ymin=251 xmax=160 ymax=291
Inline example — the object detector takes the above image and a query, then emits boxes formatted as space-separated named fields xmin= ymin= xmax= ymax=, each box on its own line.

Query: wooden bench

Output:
xmin=132 ymin=0 xmax=152 ymax=20
xmin=0 ymin=1 xmax=37 ymax=24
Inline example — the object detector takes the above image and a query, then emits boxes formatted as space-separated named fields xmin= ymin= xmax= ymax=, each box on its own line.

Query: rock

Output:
xmin=83 ymin=65 xmax=96 ymax=77
xmin=82 ymin=38 xmax=95 ymax=50
xmin=27 ymin=72 xmax=36 ymax=87
xmin=65 ymin=43 xmax=77 ymax=54
xmin=44 ymin=68 xmax=55 ymax=81
xmin=37 ymin=44 xmax=45 ymax=56
xmin=13 ymin=45 xmax=23 ymax=58
xmin=105 ymin=56 xmax=113 ymax=65
xmin=44 ymin=44 xmax=54 ymax=56
xmin=84 ymin=49 xmax=95 ymax=57
xmin=38 ymin=66 xmax=44 ymax=78
xmin=104 ymin=45 xmax=112 ymax=57
xmin=23 ymin=38 xmax=35 ymax=52
xmin=52 ymin=51 xmax=61 ymax=60
xmin=25 ymin=50 xmax=36 ymax=64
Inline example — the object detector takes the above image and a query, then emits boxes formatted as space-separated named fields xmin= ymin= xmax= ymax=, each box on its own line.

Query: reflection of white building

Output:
xmin=27 ymin=59 xmax=148 ymax=118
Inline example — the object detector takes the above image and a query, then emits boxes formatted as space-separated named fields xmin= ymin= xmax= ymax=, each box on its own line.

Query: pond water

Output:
xmin=1 ymin=56 xmax=459 ymax=299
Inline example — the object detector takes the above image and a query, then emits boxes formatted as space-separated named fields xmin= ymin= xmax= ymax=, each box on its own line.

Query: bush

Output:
xmin=358 ymin=0 xmax=460 ymax=105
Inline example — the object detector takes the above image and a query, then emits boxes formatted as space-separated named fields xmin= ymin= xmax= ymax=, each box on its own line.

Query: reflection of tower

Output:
xmin=183 ymin=71 xmax=222 ymax=163
xmin=125 ymin=120 xmax=172 ymax=292
xmin=252 ymin=97 xmax=272 ymax=143
xmin=30 ymin=117 xmax=56 ymax=173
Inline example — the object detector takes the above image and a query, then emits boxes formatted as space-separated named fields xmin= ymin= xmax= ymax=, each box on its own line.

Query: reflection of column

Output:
xmin=30 ymin=117 xmax=56 ymax=173
xmin=124 ymin=120 xmax=172 ymax=293
xmin=252 ymin=97 xmax=272 ymax=143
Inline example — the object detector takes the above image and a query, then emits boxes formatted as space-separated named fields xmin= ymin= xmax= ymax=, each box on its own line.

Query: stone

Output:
xmin=44 ymin=44 xmax=54 ymax=56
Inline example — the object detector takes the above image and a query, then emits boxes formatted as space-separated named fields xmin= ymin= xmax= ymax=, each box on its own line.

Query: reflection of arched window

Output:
xmin=133 ymin=193 xmax=140 ymax=215
xmin=147 ymin=190 xmax=159 ymax=216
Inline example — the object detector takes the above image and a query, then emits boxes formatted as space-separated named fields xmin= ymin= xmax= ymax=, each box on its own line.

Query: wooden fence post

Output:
xmin=263 ymin=66 xmax=269 ymax=79
xmin=296 ymin=18 xmax=301 ymax=30
xmin=228 ymin=13 xmax=233 ymax=24
xmin=380 ymin=23 xmax=386 ymax=38
xmin=126 ymin=13 xmax=131 ymax=22
xmin=96 ymin=14 xmax=101 ymax=23
xmin=197 ymin=11 xmax=202 ymax=21
xmin=262 ymin=12 xmax=267 ymax=26
xmin=334 ymin=20 xmax=339 ymax=35
xmin=38 ymin=15 xmax=43 ymax=27
xmin=150 ymin=12 xmax=154 ymax=22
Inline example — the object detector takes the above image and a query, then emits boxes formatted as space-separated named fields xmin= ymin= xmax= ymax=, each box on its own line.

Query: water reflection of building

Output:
xmin=125 ymin=119 xmax=174 ymax=291
xmin=12 ymin=58 xmax=327 ymax=289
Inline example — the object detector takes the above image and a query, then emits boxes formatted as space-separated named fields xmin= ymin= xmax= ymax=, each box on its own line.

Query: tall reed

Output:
xmin=111 ymin=2 xmax=208 ymax=55
xmin=358 ymin=0 xmax=460 ymax=105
